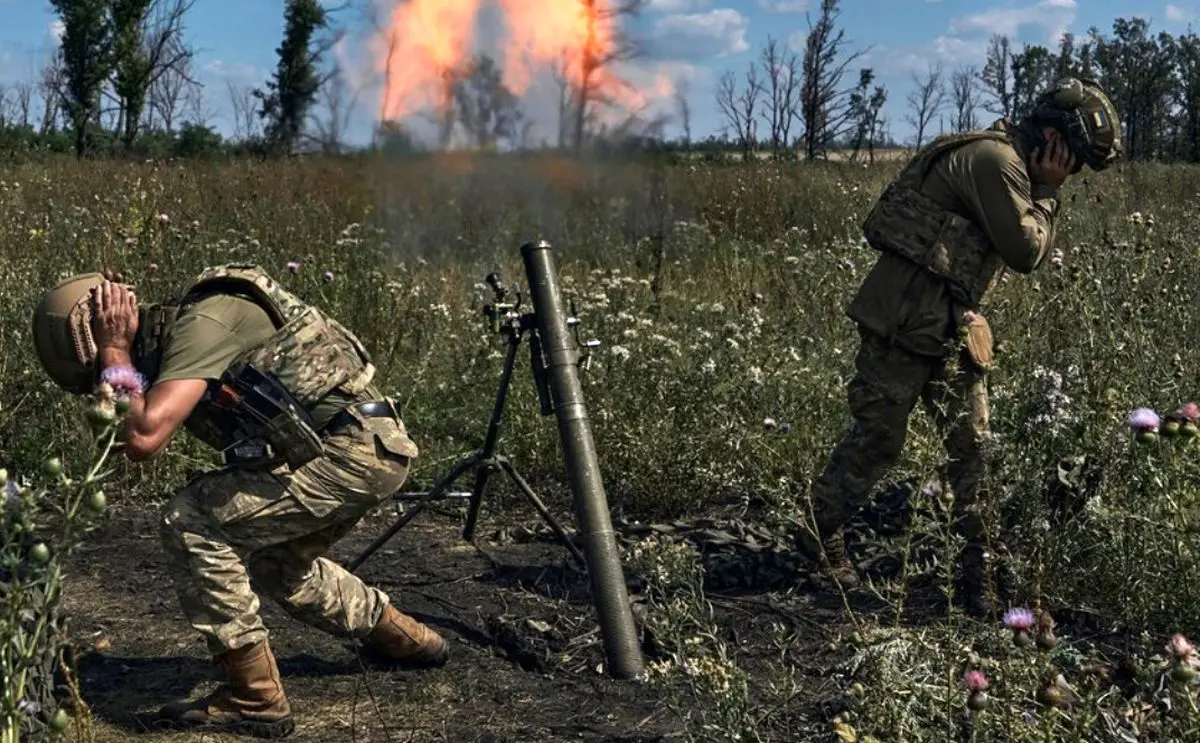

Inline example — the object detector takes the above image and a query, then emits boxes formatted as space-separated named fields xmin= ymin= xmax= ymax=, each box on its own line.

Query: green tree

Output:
xmin=49 ymin=0 xmax=114 ymax=158
xmin=255 ymin=0 xmax=328 ymax=156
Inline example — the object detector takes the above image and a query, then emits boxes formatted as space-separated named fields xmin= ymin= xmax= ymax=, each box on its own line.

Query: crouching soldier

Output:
xmin=31 ymin=264 xmax=450 ymax=738
xmin=794 ymin=77 xmax=1122 ymax=616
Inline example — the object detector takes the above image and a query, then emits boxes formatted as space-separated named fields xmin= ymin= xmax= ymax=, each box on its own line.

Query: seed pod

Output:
xmin=29 ymin=542 xmax=50 ymax=565
xmin=967 ymin=690 xmax=988 ymax=711
xmin=49 ymin=708 xmax=69 ymax=731
xmin=43 ymin=457 xmax=62 ymax=477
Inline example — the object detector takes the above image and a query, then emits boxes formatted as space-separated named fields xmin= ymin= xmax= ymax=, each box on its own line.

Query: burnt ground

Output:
xmin=52 ymin=488 xmax=993 ymax=743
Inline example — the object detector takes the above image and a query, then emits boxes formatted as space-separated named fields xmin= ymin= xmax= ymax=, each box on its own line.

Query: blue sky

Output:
xmin=0 ymin=0 xmax=1194 ymax=147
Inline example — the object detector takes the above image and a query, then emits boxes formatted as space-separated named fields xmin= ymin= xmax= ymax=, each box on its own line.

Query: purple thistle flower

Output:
xmin=961 ymin=670 xmax=989 ymax=692
xmin=323 ymin=270 xmax=334 ymax=282
xmin=1128 ymin=407 xmax=1160 ymax=433
xmin=100 ymin=365 xmax=147 ymax=397
xmin=286 ymin=261 xmax=300 ymax=274
xmin=1177 ymin=403 xmax=1200 ymax=424
xmin=1003 ymin=607 xmax=1034 ymax=631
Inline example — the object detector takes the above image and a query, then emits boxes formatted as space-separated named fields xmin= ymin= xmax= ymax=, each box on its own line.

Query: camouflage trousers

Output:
xmin=809 ymin=327 xmax=992 ymax=578
xmin=160 ymin=410 xmax=419 ymax=656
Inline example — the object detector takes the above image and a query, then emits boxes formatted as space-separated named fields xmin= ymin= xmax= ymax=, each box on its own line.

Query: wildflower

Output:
xmin=1127 ymin=407 xmax=1160 ymax=443
xmin=286 ymin=261 xmax=300 ymax=274
xmin=1176 ymin=403 xmax=1200 ymax=439
xmin=1003 ymin=607 xmax=1035 ymax=648
xmin=962 ymin=670 xmax=988 ymax=692
xmin=962 ymin=670 xmax=989 ymax=711
xmin=101 ymin=364 xmax=147 ymax=398
xmin=323 ymin=271 xmax=335 ymax=282
xmin=1168 ymin=633 xmax=1198 ymax=683
xmin=1050 ymin=248 xmax=1064 ymax=266
xmin=763 ymin=417 xmax=776 ymax=428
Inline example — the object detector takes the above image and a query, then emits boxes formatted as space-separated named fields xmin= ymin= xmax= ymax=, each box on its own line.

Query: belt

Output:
xmin=322 ymin=400 xmax=396 ymax=435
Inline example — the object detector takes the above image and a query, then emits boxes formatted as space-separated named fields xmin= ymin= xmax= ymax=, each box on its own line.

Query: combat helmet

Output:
xmin=31 ymin=272 xmax=107 ymax=395
xmin=1027 ymin=76 xmax=1123 ymax=172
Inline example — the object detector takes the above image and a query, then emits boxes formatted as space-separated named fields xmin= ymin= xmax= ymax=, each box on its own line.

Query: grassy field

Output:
xmin=4 ymin=150 xmax=1200 ymax=741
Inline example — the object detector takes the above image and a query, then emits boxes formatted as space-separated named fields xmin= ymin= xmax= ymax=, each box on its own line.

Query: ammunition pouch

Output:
xmin=210 ymin=361 xmax=325 ymax=470
xmin=862 ymin=182 xmax=1007 ymax=308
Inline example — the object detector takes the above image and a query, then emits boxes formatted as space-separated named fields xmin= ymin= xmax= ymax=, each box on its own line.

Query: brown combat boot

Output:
xmin=155 ymin=638 xmax=294 ymax=739
xmin=795 ymin=526 xmax=861 ymax=589
xmin=360 ymin=604 xmax=450 ymax=668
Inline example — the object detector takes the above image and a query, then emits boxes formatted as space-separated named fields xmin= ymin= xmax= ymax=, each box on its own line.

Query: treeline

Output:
xmin=0 ymin=0 xmax=1193 ymax=162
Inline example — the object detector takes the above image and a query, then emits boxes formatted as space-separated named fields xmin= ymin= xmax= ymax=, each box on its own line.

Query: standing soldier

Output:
xmin=794 ymin=78 xmax=1122 ymax=617
xmin=31 ymin=265 xmax=450 ymax=738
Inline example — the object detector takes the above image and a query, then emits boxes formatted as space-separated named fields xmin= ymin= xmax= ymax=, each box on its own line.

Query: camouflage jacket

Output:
xmin=848 ymin=119 xmax=1061 ymax=357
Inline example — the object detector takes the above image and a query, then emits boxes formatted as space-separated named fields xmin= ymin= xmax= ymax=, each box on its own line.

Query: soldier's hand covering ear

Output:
xmin=1029 ymin=131 xmax=1076 ymax=189
xmin=90 ymin=280 xmax=139 ymax=353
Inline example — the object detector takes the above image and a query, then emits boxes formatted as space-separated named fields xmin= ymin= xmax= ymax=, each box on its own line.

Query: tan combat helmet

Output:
xmin=31 ymin=272 xmax=107 ymax=394
xmin=1031 ymin=76 xmax=1123 ymax=172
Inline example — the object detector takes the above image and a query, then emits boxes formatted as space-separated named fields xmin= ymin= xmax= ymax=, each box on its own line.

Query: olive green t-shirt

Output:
xmin=154 ymin=294 xmax=364 ymax=428
xmin=156 ymin=294 xmax=277 ymax=384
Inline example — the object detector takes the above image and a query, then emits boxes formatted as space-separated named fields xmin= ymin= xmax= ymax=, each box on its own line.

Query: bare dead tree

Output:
xmin=39 ymin=56 xmax=66 ymax=134
xmin=799 ymin=0 xmax=869 ymax=159
xmin=715 ymin=65 xmax=761 ymax=159
xmin=905 ymin=62 xmax=946 ymax=147
xmin=564 ymin=0 xmax=648 ymax=154
xmin=147 ymin=34 xmax=200 ymax=131
xmin=675 ymin=79 xmax=691 ymax=148
xmin=110 ymin=0 xmax=198 ymax=147
xmin=11 ymin=82 xmax=34 ymax=128
xmin=759 ymin=36 xmax=801 ymax=156
xmin=227 ymin=80 xmax=261 ymax=140
xmin=951 ymin=64 xmax=978 ymax=132
xmin=307 ymin=50 xmax=363 ymax=153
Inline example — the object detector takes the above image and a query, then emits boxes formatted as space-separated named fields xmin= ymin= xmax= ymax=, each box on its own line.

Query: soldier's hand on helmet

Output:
xmin=90 ymin=280 xmax=139 ymax=352
xmin=102 ymin=268 xmax=125 ymax=283
xmin=1029 ymin=131 xmax=1076 ymax=189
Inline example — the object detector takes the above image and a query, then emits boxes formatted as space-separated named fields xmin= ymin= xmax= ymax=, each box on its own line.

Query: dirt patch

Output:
xmin=52 ymin=497 xmax=855 ymax=742
xmin=52 ymin=482 xmax=1034 ymax=742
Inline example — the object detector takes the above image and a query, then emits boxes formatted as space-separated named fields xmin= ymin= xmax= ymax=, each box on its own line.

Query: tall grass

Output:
xmin=2 ymin=151 xmax=1200 ymax=739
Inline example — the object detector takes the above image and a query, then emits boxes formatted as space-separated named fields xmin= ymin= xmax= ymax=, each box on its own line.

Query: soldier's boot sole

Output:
xmin=795 ymin=527 xmax=860 ymax=589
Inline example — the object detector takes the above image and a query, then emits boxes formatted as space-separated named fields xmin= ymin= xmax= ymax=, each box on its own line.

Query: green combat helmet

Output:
xmin=31 ymin=272 xmax=107 ymax=395
xmin=1024 ymin=76 xmax=1123 ymax=173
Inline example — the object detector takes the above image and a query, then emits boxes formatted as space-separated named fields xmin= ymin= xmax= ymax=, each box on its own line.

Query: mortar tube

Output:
xmin=520 ymin=239 xmax=645 ymax=680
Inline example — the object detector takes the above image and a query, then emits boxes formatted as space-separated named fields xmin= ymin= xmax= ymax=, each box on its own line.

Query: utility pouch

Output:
xmin=211 ymin=361 xmax=325 ymax=469
xmin=959 ymin=311 xmax=995 ymax=372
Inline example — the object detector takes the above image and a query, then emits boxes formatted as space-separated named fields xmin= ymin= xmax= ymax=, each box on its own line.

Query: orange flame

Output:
xmin=375 ymin=0 xmax=674 ymax=129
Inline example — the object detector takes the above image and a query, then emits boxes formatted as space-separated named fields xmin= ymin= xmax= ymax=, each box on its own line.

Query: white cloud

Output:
xmin=1166 ymin=4 xmax=1192 ymax=23
xmin=788 ymin=30 xmax=807 ymax=54
xmin=759 ymin=0 xmax=808 ymax=11
xmin=202 ymin=59 xmax=262 ymax=84
xmin=651 ymin=9 xmax=750 ymax=60
xmin=647 ymin=0 xmax=712 ymax=11
xmin=49 ymin=20 xmax=64 ymax=43
xmin=949 ymin=0 xmax=1077 ymax=45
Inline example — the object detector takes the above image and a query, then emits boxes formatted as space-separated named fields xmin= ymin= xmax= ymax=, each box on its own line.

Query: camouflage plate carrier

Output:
xmin=146 ymin=264 xmax=377 ymax=470
xmin=860 ymin=127 xmax=1015 ymax=308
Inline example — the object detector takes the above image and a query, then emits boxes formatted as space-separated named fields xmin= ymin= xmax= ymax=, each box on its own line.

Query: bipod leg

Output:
xmin=463 ymin=327 xmax=523 ymax=541
xmin=347 ymin=452 xmax=482 ymax=574
xmin=496 ymin=457 xmax=587 ymax=568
